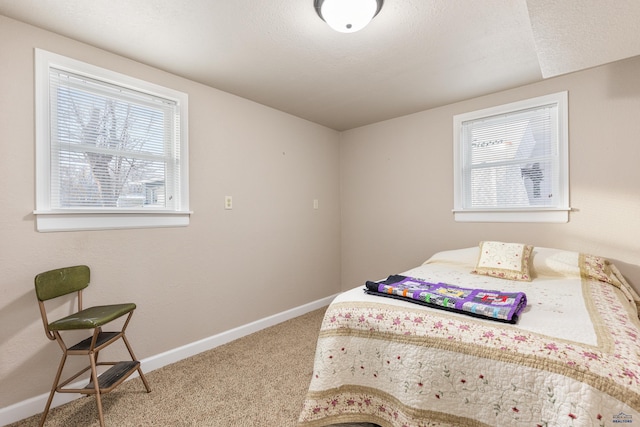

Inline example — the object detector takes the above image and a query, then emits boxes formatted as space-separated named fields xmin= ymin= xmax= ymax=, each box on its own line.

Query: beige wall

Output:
xmin=0 ymin=16 xmax=341 ymax=408
xmin=341 ymin=55 xmax=640 ymax=292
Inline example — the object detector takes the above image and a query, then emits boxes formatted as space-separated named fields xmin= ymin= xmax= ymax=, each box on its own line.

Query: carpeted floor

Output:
xmin=7 ymin=307 xmax=378 ymax=427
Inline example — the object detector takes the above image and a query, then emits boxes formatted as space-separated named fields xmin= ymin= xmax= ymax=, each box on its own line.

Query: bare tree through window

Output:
xmin=55 ymin=79 xmax=169 ymax=208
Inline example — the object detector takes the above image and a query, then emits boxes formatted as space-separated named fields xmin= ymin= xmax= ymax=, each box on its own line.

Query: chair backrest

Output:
xmin=35 ymin=265 xmax=90 ymax=301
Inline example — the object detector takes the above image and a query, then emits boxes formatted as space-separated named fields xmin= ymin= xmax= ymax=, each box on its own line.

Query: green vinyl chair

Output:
xmin=35 ymin=265 xmax=151 ymax=426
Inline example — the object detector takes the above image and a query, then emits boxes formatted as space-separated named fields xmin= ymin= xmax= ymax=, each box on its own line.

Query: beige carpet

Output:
xmin=8 ymin=307 xmax=378 ymax=427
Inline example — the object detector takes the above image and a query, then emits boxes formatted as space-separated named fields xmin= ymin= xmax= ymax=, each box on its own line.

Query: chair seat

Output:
xmin=48 ymin=303 xmax=136 ymax=331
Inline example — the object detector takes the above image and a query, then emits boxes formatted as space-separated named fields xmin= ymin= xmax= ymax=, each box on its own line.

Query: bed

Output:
xmin=298 ymin=242 xmax=640 ymax=427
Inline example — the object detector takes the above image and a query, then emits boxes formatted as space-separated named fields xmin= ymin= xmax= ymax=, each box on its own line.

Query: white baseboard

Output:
xmin=0 ymin=294 xmax=337 ymax=426
xmin=141 ymin=293 xmax=336 ymax=372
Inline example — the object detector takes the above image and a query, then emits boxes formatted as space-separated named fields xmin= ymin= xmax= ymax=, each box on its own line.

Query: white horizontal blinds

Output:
xmin=49 ymin=67 xmax=179 ymax=210
xmin=461 ymin=103 xmax=558 ymax=209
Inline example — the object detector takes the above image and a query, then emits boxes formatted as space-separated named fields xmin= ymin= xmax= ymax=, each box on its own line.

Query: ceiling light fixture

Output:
xmin=314 ymin=0 xmax=384 ymax=33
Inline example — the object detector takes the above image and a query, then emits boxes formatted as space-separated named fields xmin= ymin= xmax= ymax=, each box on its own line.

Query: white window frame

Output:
xmin=34 ymin=49 xmax=191 ymax=232
xmin=452 ymin=92 xmax=570 ymax=223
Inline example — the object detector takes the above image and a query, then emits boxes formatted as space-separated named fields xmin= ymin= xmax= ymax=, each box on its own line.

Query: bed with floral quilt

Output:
xmin=298 ymin=242 xmax=640 ymax=427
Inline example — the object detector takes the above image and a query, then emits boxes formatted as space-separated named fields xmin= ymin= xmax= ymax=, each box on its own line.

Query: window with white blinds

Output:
xmin=453 ymin=92 xmax=569 ymax=223
xmin=35 ymin=49 xmax=190 ymax=232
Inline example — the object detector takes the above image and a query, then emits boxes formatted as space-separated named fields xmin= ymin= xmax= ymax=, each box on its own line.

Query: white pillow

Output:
xmin=532 ymin=246 xmax=615 ymax=284
xmin=531 ymin=247 xmax=581 ymax=277
xmin=423 ymin=246 xmax=479 ymax=267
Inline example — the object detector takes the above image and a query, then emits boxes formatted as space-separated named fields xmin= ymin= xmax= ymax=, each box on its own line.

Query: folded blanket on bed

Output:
xmin=365 ymin=275 xmax=527 ymax=323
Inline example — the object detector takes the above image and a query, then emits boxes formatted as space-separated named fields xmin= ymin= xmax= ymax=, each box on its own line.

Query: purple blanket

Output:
xmin=365 ymin=275 xmax=527 ymax=323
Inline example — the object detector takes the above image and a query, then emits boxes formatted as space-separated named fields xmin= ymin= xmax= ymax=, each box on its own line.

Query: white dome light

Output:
xmin=315 ymin=0 xmax=384 ymax=33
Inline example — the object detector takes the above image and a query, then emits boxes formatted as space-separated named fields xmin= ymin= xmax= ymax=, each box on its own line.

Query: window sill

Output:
xmin=453 ymin=208 xmax=570 ymax=223
xmin=33 ymin=210 xmax=192 ymax=232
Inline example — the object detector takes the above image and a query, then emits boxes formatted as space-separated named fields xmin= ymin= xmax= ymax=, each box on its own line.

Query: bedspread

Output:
xmin=298 ymin=247 xmax=640 ymax=427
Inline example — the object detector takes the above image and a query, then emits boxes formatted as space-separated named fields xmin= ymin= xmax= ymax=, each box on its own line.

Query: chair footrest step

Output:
xmin=84 ymin=361 xmax=139 ymax=393
xmin=70 ymin=332 xmax=120 ymax=351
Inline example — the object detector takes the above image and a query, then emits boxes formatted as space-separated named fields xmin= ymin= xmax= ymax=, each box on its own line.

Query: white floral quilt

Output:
xmin=298 ymin=247 xmax=640 ymax=427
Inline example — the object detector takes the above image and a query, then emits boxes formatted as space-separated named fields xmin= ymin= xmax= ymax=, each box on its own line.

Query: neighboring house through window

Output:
xmin=453 ymin=91 xmax=569 ymax=223
xmin=34 ymin=49 xmax=190 ymax=231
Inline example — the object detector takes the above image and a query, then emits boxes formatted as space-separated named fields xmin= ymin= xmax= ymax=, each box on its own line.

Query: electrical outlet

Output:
xmin=313 ymin=199 xmax=319 ymax=209
xmin=225 ymin=196 xmax=233 ymax=210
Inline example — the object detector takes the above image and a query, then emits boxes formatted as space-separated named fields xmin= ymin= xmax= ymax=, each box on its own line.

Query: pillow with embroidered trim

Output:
xmin=472 ymin=241 xmax=533 ymax=281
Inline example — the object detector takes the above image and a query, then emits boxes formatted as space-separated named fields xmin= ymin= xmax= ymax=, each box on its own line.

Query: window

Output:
xmin=35 ymin=49 xmax=190 ymax=231
xmin=453 ymin=92 xmax=569 ymax=223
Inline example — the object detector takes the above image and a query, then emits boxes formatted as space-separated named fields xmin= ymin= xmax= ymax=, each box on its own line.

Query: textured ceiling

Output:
xmin=1 ymin=0 xmax=639 ymax=131
xmin=527 ymin=0 xmax=640 ymax=78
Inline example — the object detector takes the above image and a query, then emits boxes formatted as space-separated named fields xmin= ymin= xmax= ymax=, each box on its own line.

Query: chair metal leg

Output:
xmin=89 ymin=352 xmax=106 ymax=427
xmin=94 ymin=328 xmax=101 ymax=365
xmin=39 ymin=353 xmax=68 ymax=427
xmin=121 ymin=333 xmax=151 ymax=393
